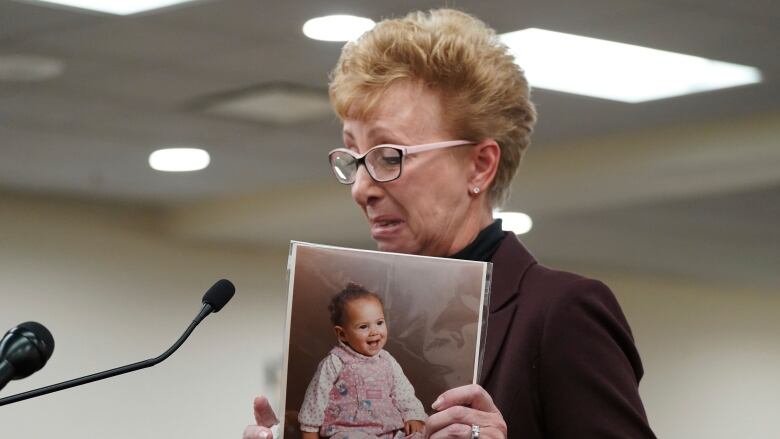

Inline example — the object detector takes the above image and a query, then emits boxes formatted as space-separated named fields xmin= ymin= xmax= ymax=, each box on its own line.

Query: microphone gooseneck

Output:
xmin=0 ymin=279 xmax=235 ymax=406
xmin=0 ymin=322 xmax=55 ymax=391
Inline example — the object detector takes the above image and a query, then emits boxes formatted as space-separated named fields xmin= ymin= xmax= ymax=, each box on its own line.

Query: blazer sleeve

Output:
xmin=539 ymin=278 xmax=656 ymax=438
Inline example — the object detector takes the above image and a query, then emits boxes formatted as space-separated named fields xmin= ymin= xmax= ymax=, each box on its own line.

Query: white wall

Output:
xmin=0 ymin=193 xmax=289 ymax=438
xmin=1 ymin=192 xmax=778 ymax=438
xmin=598 ymin=272 xmax=780 ymax=439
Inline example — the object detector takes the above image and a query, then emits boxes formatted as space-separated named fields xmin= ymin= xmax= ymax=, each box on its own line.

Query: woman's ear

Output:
xmin=468 ymin=139 xmax=500 ymax=193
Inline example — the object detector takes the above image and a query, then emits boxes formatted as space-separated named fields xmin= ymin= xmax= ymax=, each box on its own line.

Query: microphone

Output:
xmin=0 ymin=322 xmax=55 ymax=391
xmin=194 ymin=278 xmax=236 ymax=323
xmin=0 ymin=279 xmax=235 ymax=406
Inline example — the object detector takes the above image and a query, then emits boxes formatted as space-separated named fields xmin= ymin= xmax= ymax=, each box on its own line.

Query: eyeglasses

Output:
xmin=328 ymin=140 xmax=474 ymax=185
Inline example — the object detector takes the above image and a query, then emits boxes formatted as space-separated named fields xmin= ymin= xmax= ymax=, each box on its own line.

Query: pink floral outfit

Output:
xmin=299 ymin=343 xmax=427 ymax=439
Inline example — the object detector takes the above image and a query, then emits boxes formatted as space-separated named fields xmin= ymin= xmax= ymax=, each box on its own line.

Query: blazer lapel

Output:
xmin=479 ymin=300 xmax=517 ymax=383
xmin=479 ymin=233 xmax=536 ymax=384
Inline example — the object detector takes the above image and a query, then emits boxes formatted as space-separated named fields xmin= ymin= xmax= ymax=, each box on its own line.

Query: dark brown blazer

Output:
xmin=480 ymin=233 xmax=655 ymax=438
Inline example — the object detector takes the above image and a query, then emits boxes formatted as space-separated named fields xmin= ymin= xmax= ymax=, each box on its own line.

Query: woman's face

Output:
xmin=342 ymin=82 xmax=480 ymax=257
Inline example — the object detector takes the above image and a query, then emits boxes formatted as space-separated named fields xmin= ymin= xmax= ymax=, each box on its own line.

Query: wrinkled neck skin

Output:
xmin=441 ymin=205 xmax=493 ymax=257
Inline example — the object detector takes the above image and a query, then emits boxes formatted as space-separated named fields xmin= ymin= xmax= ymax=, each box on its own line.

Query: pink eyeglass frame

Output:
xmin=328 ymin=140 xmax=474 ymax=161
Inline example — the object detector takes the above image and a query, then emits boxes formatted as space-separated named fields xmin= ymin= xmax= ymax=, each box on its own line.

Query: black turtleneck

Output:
xmin=449 ymin=219 xmax=506 ymax=262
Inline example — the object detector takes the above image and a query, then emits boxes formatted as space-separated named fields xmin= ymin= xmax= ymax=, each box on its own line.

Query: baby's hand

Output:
xmin=404 ymin=420 xmax=425 ymax=435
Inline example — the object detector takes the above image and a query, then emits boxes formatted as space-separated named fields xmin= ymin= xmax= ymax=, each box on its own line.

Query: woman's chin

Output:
xmin=375 ymin=239 xmax=417 ymax=255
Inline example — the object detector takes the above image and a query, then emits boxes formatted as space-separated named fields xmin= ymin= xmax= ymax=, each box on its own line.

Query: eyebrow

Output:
xmin=368 ymin=126 xmax=407 ymax=144
xmin=342 ymin=126 xmax=410 ymax=146
xmin=351 ymin=316 xmax=385 ymax=324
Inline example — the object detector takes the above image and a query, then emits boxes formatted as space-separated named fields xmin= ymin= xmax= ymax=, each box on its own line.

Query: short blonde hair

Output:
xmin=329 ymin=8 xmax=537 ymax=205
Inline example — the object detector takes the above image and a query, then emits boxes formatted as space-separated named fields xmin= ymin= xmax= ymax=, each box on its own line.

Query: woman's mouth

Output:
xmin=371 ymin=219 xmax=403 ymax=239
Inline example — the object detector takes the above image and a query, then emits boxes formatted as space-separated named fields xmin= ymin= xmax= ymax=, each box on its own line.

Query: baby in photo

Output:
xmin=298 ymin=283 xmax=427 ymax=439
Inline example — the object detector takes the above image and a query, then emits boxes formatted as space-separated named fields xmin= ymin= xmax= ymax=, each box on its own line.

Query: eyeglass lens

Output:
xmin=330 ymin=147 xmax=402 ymax=184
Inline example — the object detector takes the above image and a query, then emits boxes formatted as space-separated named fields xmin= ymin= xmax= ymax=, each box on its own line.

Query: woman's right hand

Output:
xmin=242 ymin=396 xmax=279 ymax=439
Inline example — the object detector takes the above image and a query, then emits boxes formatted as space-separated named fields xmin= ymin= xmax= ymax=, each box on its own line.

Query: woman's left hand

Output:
xmin=425 ymin=384 xmax=507 ymax=439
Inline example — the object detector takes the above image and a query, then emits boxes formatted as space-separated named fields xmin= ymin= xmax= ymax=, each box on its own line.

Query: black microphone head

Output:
xmin=16 ymin=322 xmax=54 ymax=354
xmin=0 ymin=321 xmax=55 ymax=379
xmin=202 ymin=279 xmax=235 ymax=313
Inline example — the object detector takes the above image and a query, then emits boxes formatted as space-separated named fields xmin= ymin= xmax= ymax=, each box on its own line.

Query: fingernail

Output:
xmin=258 ymin=431 xmax=269 ymax=439
xmin=432 ymin=396 xmax=443 ymax=410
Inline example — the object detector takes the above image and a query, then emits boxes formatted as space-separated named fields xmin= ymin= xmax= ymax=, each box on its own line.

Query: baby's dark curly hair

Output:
xmin=329 ymin=282 xmax=384 ymax=326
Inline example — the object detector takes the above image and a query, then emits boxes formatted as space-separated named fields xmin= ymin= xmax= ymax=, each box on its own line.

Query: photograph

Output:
xmin=280 ymin=242 xmax=491 ymax=439
xmin=3 ymin=3 xmax=779 ymax=438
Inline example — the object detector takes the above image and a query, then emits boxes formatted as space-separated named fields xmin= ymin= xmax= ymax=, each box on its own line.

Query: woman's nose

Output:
xmin=351 ymin=165 xmax=381 ymax=207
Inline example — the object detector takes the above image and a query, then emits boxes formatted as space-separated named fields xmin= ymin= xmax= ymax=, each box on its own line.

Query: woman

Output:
xmin=245 ymin=9 xmax=655 ymax=439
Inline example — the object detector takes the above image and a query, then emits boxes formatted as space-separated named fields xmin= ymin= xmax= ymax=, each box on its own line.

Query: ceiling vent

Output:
xmin=196 ymin=83 xmax=333 ymax=125
xmin=0 ymin=55 xmax=64 ymax=82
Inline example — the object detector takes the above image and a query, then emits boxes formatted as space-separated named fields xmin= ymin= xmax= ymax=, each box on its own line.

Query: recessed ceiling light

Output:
xmin=494 ymin=210 xmax=533 ymax=235
xmin=0 ymin=55 xmax=64 ymax=82
xmin=303 ymin=15 xmax=375 ymax=42
xmin=27 ymin=0 xmax=197 ymax=15
xmin=500 ymin=28 xmax=762 ymax=103
xmin=149 ymin=148 xmax=210 ymax=172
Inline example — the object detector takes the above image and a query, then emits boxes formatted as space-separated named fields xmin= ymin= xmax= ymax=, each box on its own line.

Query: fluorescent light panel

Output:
xmin=28 ymin=0 xmax=196 ymax=15
xmin=500 ymin=28 xmax=762 ymax=103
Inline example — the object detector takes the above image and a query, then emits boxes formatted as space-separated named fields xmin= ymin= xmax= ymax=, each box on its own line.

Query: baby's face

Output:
xmin=337 ymin=297 xmax=387 ymax=357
